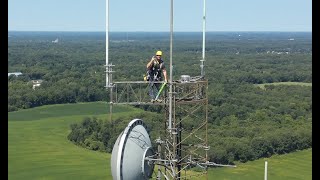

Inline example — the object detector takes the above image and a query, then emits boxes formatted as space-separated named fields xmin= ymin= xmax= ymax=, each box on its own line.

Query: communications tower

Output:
xmin=107 ymin=1 xmax=235 ymax=179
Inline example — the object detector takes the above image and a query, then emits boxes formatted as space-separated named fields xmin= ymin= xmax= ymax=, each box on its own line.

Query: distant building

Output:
xmin=8 ymin=72 xmax=22 ymax=77
xmin=31 ymin=80 xmax=44 ymax=90
xmin=52 ymin=38 xmax=59 ymax=43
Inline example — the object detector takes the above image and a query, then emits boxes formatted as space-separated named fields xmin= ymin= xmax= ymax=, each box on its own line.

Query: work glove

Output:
xmin=153 ymin=58 xmax=158 ymax=64
xmin=151 ymin=56 xmax=156 ymax=61
xmin=150 ymin=57 xmax=157 ymax=64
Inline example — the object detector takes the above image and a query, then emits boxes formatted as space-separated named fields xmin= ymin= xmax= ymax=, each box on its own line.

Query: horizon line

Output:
xmin=8 ymin=30 xmax=312 ymax=33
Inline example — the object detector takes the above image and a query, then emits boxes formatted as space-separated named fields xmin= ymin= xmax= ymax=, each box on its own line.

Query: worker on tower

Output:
xmin=146 ymin=50 xmax=168 ymax=102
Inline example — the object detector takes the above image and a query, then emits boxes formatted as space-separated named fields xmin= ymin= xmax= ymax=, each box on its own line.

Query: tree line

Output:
xmin=8 ymin=32 xmax=311 ymax=111
xmin=9 ymin=31 xmax=312 ymax=164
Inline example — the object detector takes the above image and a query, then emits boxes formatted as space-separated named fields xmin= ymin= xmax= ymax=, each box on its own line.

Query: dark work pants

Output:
xmin=149 ymin=80 xmax=161 ymax=100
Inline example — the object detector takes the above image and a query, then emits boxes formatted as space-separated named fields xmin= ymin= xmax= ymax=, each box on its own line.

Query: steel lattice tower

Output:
xmin=107 ymin=1 xmax=235 ymax=179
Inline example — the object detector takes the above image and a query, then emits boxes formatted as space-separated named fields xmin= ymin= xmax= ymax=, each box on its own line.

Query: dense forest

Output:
xmin=8 ymin=31 xmax=312 ymax=164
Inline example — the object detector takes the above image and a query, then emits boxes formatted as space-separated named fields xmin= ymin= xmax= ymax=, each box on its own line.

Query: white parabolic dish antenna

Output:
xmin=111 ymin=119 xmax=154 ymax=180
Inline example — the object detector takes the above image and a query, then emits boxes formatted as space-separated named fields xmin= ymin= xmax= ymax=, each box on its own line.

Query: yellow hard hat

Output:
xmin=156 ymin=50 xmax=162 ymax=56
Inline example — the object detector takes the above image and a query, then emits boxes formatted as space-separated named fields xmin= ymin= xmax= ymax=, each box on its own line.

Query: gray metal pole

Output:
xmin=201 ymin=0 xmax=206 ymax=77
xmin=169 ymin=0 xmax=173 ymax=131
xmin=106 ymin=0 xmax=113 ymax=122
xmin=106 ymin=0 xmax=109 ymax=87
xmin=264 ymin=161 xmax=268 ymax=180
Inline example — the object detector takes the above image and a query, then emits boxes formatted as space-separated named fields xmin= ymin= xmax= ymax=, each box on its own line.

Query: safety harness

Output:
xmin=145 ymin=59 xmax=163 ymax=81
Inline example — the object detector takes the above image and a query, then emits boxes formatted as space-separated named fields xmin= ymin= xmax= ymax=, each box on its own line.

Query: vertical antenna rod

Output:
xmin=106 ymin=0 xmax=109 ymax=87
xmin=201 ymin=0 xmax=206 ymax=77
xmin=105 ymin=0 xmax=114 ymax=88
xmin=105 ymin=0 xmax=114 ymax=121
xmin=168 ymin=0 xmax=173 ymax=131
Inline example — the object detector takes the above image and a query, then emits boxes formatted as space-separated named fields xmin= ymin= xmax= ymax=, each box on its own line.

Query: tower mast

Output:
xmin=105 ymin=0 xmax=114 ymax=121
xmin=201 ymin=0 xmax=206 ymax=77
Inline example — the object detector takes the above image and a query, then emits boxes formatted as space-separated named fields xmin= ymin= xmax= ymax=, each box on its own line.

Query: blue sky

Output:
xmin=8 ymin=0 xmax=312 ymax=32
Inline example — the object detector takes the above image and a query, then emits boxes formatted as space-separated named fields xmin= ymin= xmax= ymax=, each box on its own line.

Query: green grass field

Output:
xmin=207 ymin=149 xmax=312 ymax=180
xmin=255 ymin=82 xmax=312 ymax=90
xmin=8 ymin=102 xmax=136 ymax=121
xmin=8 ymin=102 xmax=142 ymax=180
xmin=8 ymin=102 xmax=312 ymax=180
